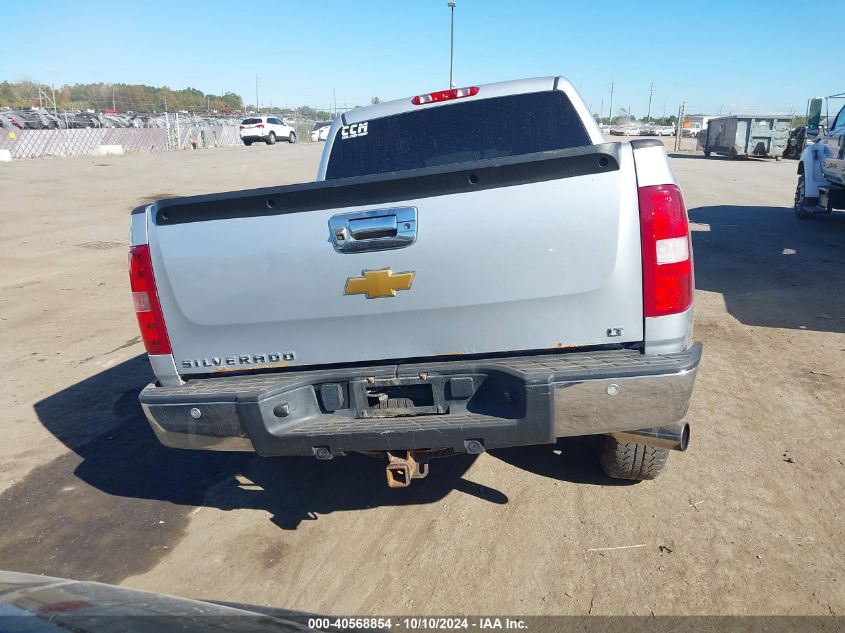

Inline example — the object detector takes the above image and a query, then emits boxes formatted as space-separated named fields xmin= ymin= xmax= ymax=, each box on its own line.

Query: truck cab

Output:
xmin=820 ymin=104 xmax=845 ymax=186
xmin=795 ymin=96 xmax=845 ymax=218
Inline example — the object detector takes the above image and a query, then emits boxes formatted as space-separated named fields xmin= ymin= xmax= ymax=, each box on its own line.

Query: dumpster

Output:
xmin=704 ymin=115 xmax=791 ymax=159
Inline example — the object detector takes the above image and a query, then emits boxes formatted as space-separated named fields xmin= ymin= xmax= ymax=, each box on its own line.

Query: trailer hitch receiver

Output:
xmin=385 ymin=450 xmax=429 ymax=488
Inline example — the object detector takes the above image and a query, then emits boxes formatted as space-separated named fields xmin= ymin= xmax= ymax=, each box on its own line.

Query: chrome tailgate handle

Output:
xmin=329 ymin=207 xmax=417 ymax=254
xmin=349 ymin=214 xmax=397 ymax=238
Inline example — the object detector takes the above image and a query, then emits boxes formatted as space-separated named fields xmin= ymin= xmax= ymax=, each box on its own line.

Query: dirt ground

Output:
xmin=0 ymin=142 xmax=843 ymax=616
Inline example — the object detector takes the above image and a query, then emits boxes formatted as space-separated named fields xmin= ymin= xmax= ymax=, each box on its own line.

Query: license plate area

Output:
xmin=312 ymin=371 xmax=526 ymax=421
xmin=351 ymin=377 xmax=444 ymax=419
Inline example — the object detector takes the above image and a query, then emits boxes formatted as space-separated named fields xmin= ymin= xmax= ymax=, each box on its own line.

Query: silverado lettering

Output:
xmin=180 ymin=353 xmax=293 ymax=369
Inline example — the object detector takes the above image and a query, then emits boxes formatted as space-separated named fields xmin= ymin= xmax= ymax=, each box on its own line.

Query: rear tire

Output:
xmin=266 ymin=132 xmax=276 ymax=145
xmin=288 ymin=131 xmax=297 ymax=144
xmin=600 ymin=436 xmax=669 ymax=481
xmin=703 ymin=150 xmax=711 ymax=157
xmin=243 ymin=140 xmax=253 ymax=146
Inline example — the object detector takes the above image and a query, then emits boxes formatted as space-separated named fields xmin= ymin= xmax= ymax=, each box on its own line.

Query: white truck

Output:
xmin=129 ymin=77 xmax=701 ymax=487
xmin=795 ymin=95 xmax=845 ymax=219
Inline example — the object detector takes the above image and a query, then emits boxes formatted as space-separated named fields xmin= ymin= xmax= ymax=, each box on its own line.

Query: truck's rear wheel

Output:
xmin=794 ymin=176 xmax=815 ymax=219
xmin=600 ymin=436 xmax=669 ymax=481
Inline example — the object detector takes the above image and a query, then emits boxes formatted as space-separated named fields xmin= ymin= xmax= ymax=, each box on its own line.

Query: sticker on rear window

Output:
xmin=341 ymin=122 xmax=368 ymax=140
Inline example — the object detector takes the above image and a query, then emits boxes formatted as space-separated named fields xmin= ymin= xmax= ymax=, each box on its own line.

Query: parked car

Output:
xmin=658 ymin=125 xmax=675 ymax=136
xmin=311 ymin=121 xmax=332 ymax=142
xmin=239 ymin=116 xmax=297 ymax=146
xmin=639 ymin=126 xmax=658 ymax=136
xmin=130 ymin=76 xmax=701 ymax=486
xmin=783 ymin=126 xmax=806 ymax=160
xmin=681 ymin=124 xmax=702 ymax=138
xmin=623 ymin=126 xmax=642 ymax=136
xmin=1 ymin=570 xmax=318 ymax=631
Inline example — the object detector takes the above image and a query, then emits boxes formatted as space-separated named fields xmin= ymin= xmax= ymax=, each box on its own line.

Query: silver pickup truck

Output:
xmin=129 ymin=77 xmax=701 ymax=487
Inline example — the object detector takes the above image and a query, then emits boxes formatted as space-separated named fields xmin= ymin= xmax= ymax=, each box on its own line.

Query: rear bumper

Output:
xmin=139 ymin=343 xmax=702 ymax=457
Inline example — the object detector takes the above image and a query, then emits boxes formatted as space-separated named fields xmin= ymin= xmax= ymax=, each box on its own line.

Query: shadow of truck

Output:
xmin=689 ymin=205 xmax=845 ymax=333
xmin=0 ymin=356 xmax=510 ymax=583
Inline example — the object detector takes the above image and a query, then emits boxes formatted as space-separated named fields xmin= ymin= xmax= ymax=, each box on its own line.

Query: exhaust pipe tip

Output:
xmin=678 ymin=422 xmax=690 ymax=452
xmin=610 ymin=421 xmax=691 ymax=452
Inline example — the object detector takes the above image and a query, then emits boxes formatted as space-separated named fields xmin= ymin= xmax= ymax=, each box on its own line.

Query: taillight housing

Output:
xmin=129 ymin=244 xmax=171 ymax=355
xmin=638 ymin=184 xmax=693 ymax=317
xmin=412 ymin=86 xmax=479 ymax=105
xmin=256 ymin=123 xmax=264 ymax=129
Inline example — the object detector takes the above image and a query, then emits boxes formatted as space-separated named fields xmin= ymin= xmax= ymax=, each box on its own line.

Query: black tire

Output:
xmin=600 ymin=436 xmax=669 ymax=481
xmin=794 ymin=176 xmax=814 ymax=220
xmin=243 ymin=140 xmax=253 ymax=146
xmin=703 ymin=150 xmax=711 ymax=157
xmin=266 ymin=132 xmax=276 ymax=145
xmin=288 ymin=131 xmax=297 ymax=144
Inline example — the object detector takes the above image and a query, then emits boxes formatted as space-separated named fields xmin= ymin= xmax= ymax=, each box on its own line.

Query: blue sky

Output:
xmin=0 ymin=0 xmax=833 ymax=116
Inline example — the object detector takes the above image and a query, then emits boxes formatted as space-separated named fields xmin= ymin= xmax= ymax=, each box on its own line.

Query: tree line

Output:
xmin=0 ymin=80 xmax=332 ymax=119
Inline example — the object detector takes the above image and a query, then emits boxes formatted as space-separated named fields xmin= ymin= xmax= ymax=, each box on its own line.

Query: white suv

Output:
xmin=239 ymin=116 xmax=297 ymax=146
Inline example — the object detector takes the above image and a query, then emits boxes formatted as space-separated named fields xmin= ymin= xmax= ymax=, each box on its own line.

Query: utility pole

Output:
xmin=448 ymin=2 xmax=456 ymax=88
xmin=608 ymin=81 xmax=615 ymax=124
xmin=646 ymin=82 xmax=654 ymax=122
xmin=112 ymin=88 xmax=116 ymax=112
xmin=600 ymin=99 xmax=604 ymax=124
xmin=255 ymin=75 xmax=260 ymax=113
xmin=674 ymin=100 xmax=686 ymax=152
xmin=51 ymin=84 xmax=57 ymax=118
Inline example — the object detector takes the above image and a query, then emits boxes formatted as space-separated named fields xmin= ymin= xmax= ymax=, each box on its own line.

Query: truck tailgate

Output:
xmin=148 ymin=144 xmax=643 ymax=375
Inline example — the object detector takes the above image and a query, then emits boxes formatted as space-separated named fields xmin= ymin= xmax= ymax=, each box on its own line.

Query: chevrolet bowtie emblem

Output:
xmin=344 ymin=268 xmax=415 ymax=299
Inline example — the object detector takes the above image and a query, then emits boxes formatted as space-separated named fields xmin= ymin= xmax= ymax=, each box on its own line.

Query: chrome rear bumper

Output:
xmin=140 ymin=343 xmax=702 ymax=457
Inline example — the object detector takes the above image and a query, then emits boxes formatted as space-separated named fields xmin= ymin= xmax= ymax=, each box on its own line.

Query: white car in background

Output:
xmin=310 ymin=122 xmax=332 ymax=142
xmin=240 ymin=116 xmax=297 ymax=146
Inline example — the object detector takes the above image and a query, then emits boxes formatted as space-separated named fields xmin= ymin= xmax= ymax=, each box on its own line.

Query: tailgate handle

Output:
xmin=349 ymin=214 xmax=398 ymax=238
xmin=329 ymin=207 xmax=417 ymax=254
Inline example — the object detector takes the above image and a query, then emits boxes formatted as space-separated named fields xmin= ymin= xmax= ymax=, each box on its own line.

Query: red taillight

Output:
xmin=256 ymin=123 xmax=264 ymax=129
xmin=411 ymin=86 xmax=479 ymax=105
xmin=129 ymin=244 xmax=171 ymax=355
xmin=239 ymin=125 xmax=244 ymax=129
xmin=638 ymin=184 xmax=693 ymax=317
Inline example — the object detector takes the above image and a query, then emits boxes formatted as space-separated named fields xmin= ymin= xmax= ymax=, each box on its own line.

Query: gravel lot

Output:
xmin=0 ymin=142 xmax=843 ymax=616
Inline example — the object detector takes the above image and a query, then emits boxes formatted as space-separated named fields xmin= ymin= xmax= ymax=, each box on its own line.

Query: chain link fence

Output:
xmin=0 ymin=115 xmax=319 ymax=159
xmin=0 ymin=119 xmax=244 ymax=159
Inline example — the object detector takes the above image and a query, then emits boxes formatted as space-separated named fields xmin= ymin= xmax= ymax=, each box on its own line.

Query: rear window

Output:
xmin=325 ymin=91 xmax=591 ymax=179
xmin=241 ymin=118 xmax=262 ymax=125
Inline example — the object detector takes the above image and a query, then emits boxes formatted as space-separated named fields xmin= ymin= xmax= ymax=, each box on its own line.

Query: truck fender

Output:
xmin=799 ymin=141 xmax=830 ymax=198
